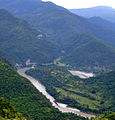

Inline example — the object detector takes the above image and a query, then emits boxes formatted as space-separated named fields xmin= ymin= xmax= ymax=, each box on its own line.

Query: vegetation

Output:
xmin=0 ymin=1 xmax=114 ymax=120
xmin=92 ymin=112 xmax=115 ymax=120
xmin=0 ymin=58 xmax=87 ymax=120
xmin=0 ymin=97 xmax=26 ymax=120
xmin=2 ymin=0 xmax=115 ymax=46
xmin=0 ymin=0 xmax=115 ymax=72
xmin=0 ymin=9 xmax=60 ymax=65
xmin=27 ymin=66 xmax=115 ymax=113
xmin=61 ymin=34 xmax=115 ymax=73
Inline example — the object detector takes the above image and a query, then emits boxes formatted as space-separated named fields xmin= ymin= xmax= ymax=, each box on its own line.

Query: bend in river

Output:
xmin=69 ymin=70 xmax=94 ymax=79
xmin=17 ymin=67 xmax=95 ymax=118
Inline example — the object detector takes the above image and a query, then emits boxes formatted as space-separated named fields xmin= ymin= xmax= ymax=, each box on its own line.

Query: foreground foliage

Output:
xmin=92 ymin=112 xmax=115 ymax=120
xmin=0 ymin=97 xmax=26 ymax=120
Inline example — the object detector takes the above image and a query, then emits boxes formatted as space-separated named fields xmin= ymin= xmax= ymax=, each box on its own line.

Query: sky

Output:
xmin=42 ymin=0 xmax=115 ymax=9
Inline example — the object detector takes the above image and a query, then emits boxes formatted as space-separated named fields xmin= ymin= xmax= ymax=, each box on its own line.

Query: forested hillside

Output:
xmin=61 ymin=34 xmax=115 ymax=72
xmin=0 ymin=9 xmax=60 ymax=65
xmin=0 ymin=0 xmax=115 ymax=72
xmin=0 ymin=97 xmax=26 ymax=120
xmin=0 ymin=0 xmax=115 ymax=46
xmin=0 ymin=58 xmax=87 ymax=120
xmin=0 ymin=0 xmax=115 ymax=120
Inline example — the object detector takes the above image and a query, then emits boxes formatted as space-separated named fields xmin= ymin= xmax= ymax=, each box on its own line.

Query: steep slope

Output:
xmin=0 ymin=1 xmax=115 ymax=71
xmin=0 ymin=58 xmax=86 ymax=120
xmin=89 ymin=16 xmax=115 ymax=31
xmin=61 ymin=34 xmax=115 ymax=72
xmin=0 ymin=1 xmax=115 ymax=46
xmin=69 ymin=6 xmax=115 ymax=23
xmin=26 ymin=66 xmax=115 ymax=113
xmin=0 ymin=97 xmax=26 ymax=120
xmin=0 ymin=9 xmax=60 ymax=65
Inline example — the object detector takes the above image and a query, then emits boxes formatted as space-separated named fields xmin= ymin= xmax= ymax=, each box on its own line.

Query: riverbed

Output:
xmin=17 ymin=67 xmax=95 ymax=118
xmin=69 ymin=70 xmax=94 ymax=79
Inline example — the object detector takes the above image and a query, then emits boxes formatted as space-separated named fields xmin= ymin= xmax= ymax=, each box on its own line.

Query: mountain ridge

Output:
xmin=0 ymin=1 xmax=115 ymax=71
xmin=0 ymin=1 xmax=115 ymax=46
xmin=69 ymin=6 xmax=115 ymax=23
xmin=0 ymin=9 xmax=60 ymax=65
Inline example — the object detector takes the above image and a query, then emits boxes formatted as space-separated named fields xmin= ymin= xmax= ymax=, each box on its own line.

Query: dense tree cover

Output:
xmin=61 ymin=34 xmax=115 ymax=73
xmin=0 ymin=0 xmax=115 ymax=46
xmin=0 ymin=1 xmax=114 ymax=119
xmin=0 ymin=9 xmax=60 ymax=65
xmin=27 ymin=66 xmax=115 ymax=113
xmin=0 ymin=59 xmax=88 ymax=120
xmin=0 ymin=97 xmax=26 ymax=120
xmin=0 ymin=0 xmax=115 ymax=72
xmin=92 ymin=112 xmax=115 ymax=120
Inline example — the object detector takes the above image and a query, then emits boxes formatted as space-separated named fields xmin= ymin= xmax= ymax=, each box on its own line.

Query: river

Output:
xmin=69 ymin=70 xmax=94 ymax=79
xmin=17 ymin=67 xmax=95 ymax=118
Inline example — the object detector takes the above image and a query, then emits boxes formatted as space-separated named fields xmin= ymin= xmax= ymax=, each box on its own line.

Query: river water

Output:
xmin=17 ymin=67 xmax=95 ymax=118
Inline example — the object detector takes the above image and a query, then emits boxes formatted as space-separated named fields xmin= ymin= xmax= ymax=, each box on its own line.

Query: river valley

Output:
xmin=17 ymin=67 xmax=95 ymax=118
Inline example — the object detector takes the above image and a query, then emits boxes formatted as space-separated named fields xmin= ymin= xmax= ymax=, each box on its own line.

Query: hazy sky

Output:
xmin=43 ymin=0 xmax=115 ymax=9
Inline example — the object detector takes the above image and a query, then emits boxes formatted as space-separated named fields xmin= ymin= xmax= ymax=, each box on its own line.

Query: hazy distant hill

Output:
xmin=0 ymin=9 xmax=60 ymax=65
xmin=69 ymin=6 xmax=115 ymax=23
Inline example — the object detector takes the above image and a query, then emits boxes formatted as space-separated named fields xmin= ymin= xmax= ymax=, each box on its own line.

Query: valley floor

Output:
xmin=17 ymin=67 xmax=95 ymax=118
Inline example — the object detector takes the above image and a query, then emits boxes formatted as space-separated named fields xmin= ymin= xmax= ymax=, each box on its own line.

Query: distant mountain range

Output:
xmin=0 ymin=1 xmax=115 ymax=46
xmin=0 ymin=0 xmax=115 ymax=71
xmin=69 ymin=6 xmax=115 ymax=23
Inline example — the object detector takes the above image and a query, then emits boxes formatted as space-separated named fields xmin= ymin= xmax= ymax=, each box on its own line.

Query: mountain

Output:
xmin=0 ymin=1 xmax=115 ymax=46
xmin=69 ymin=6 xmax=115 ymax=23
xmin=0 ymin=57 xmax=86 ymax=120
xmin=89 ymin=16 xmax=115 ymax=31
xmin=0 ymin=9 xmax=60 ymax=65
xmin=26 ymin=66 xmax=115 ymax=113
xmin=0 ymin=0 xmax=115 ymax=71
xmin=0 ymin=97 xmax=26 ymax=120
xmin=61 ymin=33 xmax=115 ymax=72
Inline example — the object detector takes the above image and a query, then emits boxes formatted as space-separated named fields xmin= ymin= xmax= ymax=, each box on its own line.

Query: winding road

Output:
xmin=17 ymin=67 xmax=95 ymax=118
